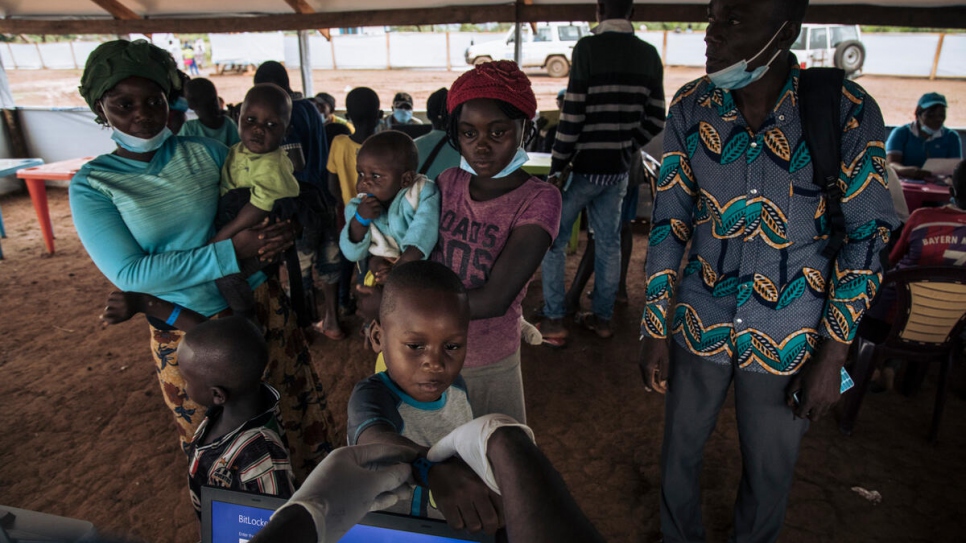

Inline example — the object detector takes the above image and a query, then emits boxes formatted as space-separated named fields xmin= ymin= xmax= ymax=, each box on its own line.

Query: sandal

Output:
xmin=535 ymin=319 xmax=569 ymax=348
xmin=576 ymin=312 xmax=614 ymax=339
xmin=312 ymin=320 xmax=346 ymax=341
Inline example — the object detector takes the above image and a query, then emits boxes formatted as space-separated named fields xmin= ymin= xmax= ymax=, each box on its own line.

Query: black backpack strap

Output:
xmin=799 ymin=67 xmax=846 ymax=260
xmin=418 ymin=136 xmax=450 ymax=176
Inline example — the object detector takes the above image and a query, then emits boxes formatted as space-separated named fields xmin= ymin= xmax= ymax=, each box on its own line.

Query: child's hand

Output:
xmin=100 ymin=291 xmax=141 ymax=325
xmin=369 ymin=256 xmax=394 ymax=285
xmin=356 ymin=194 xmax=385 ymax=222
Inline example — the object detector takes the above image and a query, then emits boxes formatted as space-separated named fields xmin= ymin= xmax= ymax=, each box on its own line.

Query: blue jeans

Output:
xmin=541 ymin=172 xmax=627 ymax=321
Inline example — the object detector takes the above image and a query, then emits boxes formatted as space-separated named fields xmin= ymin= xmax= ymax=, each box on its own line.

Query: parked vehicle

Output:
xmin=464 ymin=22 xmax=591 ymax=78
xmin=790 ymin=24 xmax=866 ymax=76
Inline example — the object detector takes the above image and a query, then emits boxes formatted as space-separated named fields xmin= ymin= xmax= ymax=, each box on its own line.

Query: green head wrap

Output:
xmin=78 ymin=39 xmax=181 ymax=119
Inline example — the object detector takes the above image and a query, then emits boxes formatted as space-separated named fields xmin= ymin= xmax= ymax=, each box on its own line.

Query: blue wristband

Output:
xmin=412 ymin=457 xmax=437 ymax=487
xmin=165 ymin=305 xmax=182 ymax=326
xmin=354 ymin=211 xmax=372 ymax=226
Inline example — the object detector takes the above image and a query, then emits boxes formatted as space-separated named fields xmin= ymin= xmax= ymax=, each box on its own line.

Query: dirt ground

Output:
xmin=2 ymin=65 xmax=966 ymax=543
xmin=1 ymin=187 xmax=965 ymax=543
xmin=6 ymin=66 xmax=966 ymax=127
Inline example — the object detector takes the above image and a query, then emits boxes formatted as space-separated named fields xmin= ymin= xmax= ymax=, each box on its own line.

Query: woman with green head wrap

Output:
xmin=70 ymin=40 xmax=335 ymax=482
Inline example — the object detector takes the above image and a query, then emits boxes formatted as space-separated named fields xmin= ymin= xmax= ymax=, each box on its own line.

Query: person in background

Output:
xmin=376 ymin=92 xmax=422 ymax=133
xmin=539 ymin=0 xmax=665 ymax=345
xmin=165 ymin=70 xmax=190 ymax=135
xmin=414 ymin=88 xmax=461 ymax=181
xmin=182 ymin=317 xmax=296 ymax=518
xmin=328 ymin=87 xmax=384 ymax=319
xmin=180 ymin=78 xmax=241 ymax=147
xmin=313 ymin=92 xmax=353 ymax=130
xmin=183 ymin=43 xmax=199 ymax=76
xmin=314 ymin=92 xmax=353 ymax=153
xmin=253 ymin=61 xmax=341 ymax=339
xmin=864 ymin=160 xmax=966 ymax=391
xmin=531 ymin=88 xmax=566 ymax=154
xmin=886 ymin=92 xmax=962 ymax=180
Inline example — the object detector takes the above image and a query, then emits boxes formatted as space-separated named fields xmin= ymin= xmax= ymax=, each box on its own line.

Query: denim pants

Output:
xmin=541 ymin=172 xmax=627 ymax=321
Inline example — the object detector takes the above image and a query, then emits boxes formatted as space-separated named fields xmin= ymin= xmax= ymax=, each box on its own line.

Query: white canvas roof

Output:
xmin=0 ymin=1 xmax=962 ymax=32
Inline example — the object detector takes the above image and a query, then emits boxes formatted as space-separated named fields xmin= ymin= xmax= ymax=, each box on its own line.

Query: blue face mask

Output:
xmin=460 ymin=147 xmax=529 ymax=179
xmin=393 ymin=108 xmax=413 ymax=124
xmin=110 ymin=126 xmax=173 ymax=153
xmin=708 ymin=21 xmax=787 ymax=91
xmin=920 ymin=123 xmax=938 ymax=137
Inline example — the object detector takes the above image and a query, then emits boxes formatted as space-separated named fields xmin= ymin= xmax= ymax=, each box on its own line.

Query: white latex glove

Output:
xmin=273 ymin=443 xmax=416 ymax=543
xmin=426 ymin=414 xmax=535 ymax=495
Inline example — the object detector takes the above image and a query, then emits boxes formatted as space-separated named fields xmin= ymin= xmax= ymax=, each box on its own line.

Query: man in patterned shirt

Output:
xmin=639 ymin=1 xmax=898 ymax=541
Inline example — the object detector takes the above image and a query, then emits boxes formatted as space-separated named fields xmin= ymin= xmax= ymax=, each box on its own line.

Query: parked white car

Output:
xmin=464 ymin=22 xmax=591 ymax=78
xmin=790 ymin=24 xmax=866 ymax=76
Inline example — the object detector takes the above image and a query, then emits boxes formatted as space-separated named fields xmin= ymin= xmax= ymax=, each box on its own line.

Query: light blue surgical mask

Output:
xmin=459 ymin=148 xmax=530 ymax=179
xmin=393 ymin=108 xmax=413 ymax=124
xmin=110 ymin=126 xmax=173 ymax=153
xmin=708 ymin=21 xmax=787 ymax=91
xmin=920 ymin=123 xmax=938 ymax=137
xmin=493 ymin=147 xmax=529 ymax=178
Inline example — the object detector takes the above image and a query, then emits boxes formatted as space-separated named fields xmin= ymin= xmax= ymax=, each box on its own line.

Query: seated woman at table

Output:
xmin=886 ymin=92 xmax=962 ymax=180
xmin=70 ymin=39 xmax=335 ymax=482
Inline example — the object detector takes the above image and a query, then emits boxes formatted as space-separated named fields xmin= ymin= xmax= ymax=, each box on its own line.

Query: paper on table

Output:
xmin=921 ymin=157 xmax=961 ymax=177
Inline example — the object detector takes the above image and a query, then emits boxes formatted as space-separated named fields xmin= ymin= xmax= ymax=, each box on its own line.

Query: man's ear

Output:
xmin=778 ymin=22 xmax=801 ymax=51
xmin=211 ymin=386 xmax=229 ymax=406
xmin=400 ymin=170 xmax=416 ymax=189
xmin=369 ymin=319 xmax=384 ymax=354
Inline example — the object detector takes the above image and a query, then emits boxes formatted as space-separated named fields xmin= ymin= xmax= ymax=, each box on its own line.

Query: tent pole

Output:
xmin=298 ymin=30 xmax=313 ymax=98
xmin=514 ymin=0 xmax=522 ymax=65
xmin=930 ymin=33 xmax=945 ymax=80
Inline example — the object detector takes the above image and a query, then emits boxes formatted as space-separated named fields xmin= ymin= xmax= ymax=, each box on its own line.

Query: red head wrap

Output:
xmin=446 ymin=60 xmax=537 ymax=119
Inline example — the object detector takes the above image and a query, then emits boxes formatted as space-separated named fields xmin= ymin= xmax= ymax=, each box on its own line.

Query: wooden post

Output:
xmin=930 ymin=33 xmax=945 ymax=80
xmin=662 ymin=29 xmax=668 ymax=64
xmin=330 ymin=34 xmax=338 ymax=70
xmin=513 ymin=1 xmax=522 ymax=65
xmin=68 ymin=40 xmax=77 ymax=69
xmin=446 ymin=31 xmax=451 ymax=70
xmin=35 ymin=43 xmax=46 ymax=69
xmin=386 ymin=32 xmax=391 ymax=70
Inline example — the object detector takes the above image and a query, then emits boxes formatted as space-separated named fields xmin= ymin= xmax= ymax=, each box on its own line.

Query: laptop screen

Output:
xmin=201 ymin=486 xmax=494 ymax=543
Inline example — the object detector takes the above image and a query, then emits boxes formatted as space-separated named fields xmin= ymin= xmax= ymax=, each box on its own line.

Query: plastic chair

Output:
xmin=839 ymin=266 xmax=966 ymax=441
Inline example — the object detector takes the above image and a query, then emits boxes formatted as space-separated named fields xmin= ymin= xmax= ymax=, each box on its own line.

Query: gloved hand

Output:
xmin=274 ymin=443 xmax=416 ymax=543
xmin=426 ymin=414 xmax=535 ymax=494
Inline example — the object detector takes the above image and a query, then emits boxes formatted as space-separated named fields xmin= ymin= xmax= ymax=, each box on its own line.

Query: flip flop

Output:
xmin=312 ymin=321 xmax=347 ymax=341
xmin=535 ymin=320 xmax=569 ymax=348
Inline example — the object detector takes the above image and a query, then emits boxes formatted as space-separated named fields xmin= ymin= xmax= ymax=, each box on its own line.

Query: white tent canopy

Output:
xmin=0 ymin=1 xmax=963 ymax=33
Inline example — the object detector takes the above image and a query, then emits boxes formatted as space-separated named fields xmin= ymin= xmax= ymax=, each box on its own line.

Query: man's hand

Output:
xmin=427 ymin=459 xmax=505 ymax=535
xmin=786 ymin=339 xmax=850 ymax=421
xmin=639 ymin=336 xmax=670 ymax=394
xmin=546 ymin=174 xmax=565 ymax=190
xmin=427 ymin=414 xmax=535 ymax=494
xmin=273 ymin=444 xmax=416 ymax=543
xmin=356 ymin=194 xmax=385 ymax=222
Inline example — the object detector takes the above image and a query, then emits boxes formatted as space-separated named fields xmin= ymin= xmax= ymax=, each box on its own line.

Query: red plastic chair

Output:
xmin=839 ymin=266 xmax=966 ymax=442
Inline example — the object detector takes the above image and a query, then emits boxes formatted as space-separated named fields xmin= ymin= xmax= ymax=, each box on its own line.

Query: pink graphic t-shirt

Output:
xmin=431 ymin=168 xmax=562 ymax=368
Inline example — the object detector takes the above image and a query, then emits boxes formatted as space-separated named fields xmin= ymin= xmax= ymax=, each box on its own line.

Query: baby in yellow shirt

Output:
xmin=212 ymin=83 xmax=300 ymax=322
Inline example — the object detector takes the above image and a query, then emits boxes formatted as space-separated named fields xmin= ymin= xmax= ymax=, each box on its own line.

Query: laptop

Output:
xmin=200 ymin=486 xmax=496 ymax=543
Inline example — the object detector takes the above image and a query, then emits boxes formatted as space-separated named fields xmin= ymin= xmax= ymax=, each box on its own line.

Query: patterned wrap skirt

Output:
xmin=148 ymin=278 xmax=335 ymax=482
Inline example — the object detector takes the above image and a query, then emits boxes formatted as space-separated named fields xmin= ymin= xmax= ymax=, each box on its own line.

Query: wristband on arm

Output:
xmin=412 ymin=457 xmax=437 ymax=487
xmin=354 ymin=211 xmax=371 ymax=227
xmin=165 ymin=305 xmax=183 ymax=326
